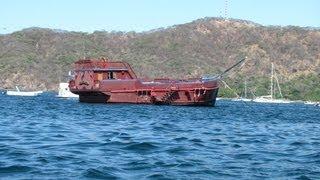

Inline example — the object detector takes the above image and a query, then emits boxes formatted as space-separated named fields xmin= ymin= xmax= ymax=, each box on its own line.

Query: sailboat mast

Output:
xmin=244 ymin=79 xmax=247 ymax=98
xmin=271 ymin=62 xmax=274 ymax=99
xmin=274 ymin=70 xmax=284 ymax=98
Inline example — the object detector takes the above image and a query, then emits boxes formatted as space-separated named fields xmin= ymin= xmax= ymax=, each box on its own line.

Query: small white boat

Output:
xmin=304 ymin=101 xmax=320 ymax=106
xmin=305 ymin=101 xmax=315 ymax=105
xmin=56 ymin=83 xmax=79 ymax=98
xmin=6 ymin=86 xmax=43 ymax=96
xmin=232 ymin=98 xmax=252 ymax=102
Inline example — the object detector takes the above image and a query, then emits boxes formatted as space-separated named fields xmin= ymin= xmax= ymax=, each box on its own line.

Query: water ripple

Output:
xmin=0 ymin=93 xmax=319 ymax=179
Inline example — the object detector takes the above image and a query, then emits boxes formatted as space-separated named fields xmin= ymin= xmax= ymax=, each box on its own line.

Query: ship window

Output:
xmin=97 ymin=73 xmax=103 ymax=81
xmin=138 ymin=91 xmax=149 ymax=96
xmin=108 ymin=72 xmax=114 ymax=79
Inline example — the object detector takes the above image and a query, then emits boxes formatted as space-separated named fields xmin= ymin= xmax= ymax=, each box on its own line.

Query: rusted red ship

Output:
xmin=69 ymin=57 xmax=221 ymax=106
xmin=69 ymin=57 xmax=246 ymax=106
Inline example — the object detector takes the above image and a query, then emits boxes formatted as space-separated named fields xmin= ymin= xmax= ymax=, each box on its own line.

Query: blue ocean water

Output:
xmin=0 ymin=93 xmax=319 ymax=179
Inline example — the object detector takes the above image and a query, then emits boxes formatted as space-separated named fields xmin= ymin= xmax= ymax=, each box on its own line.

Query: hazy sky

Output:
xmin=0 ymin=0 xmax=319 ymax=34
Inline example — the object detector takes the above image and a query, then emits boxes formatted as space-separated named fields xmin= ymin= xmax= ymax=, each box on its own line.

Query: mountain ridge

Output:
xmin=2 ymin=17 xmax=320 ymax=36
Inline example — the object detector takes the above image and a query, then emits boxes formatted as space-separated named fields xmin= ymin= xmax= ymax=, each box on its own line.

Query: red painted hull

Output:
xmin=77 ymin=87 xmax=219 ymax=106
xmin=69 ymin=59 xmax=219 ymax=106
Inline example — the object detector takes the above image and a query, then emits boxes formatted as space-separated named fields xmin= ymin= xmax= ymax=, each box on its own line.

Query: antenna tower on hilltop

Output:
xmin=224 ymin=0 xmax=228 ymax=20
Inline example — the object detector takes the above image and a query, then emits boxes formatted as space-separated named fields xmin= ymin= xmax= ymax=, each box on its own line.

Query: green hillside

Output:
xmin=0 ymin=17 xmax=319 ymax=101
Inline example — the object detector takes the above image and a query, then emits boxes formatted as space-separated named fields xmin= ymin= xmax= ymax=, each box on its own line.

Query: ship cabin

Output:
xmin=70 ymin=58 xmax=140 ymax=91
xmin=74 ymin=58 xmax=137 ymax=80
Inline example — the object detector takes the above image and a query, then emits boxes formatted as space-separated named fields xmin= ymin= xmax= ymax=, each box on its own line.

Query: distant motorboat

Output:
xmin=56 ymin=83 xmax=79 ymax=98
xmin=6 ymin=86 xmax=43 ymax=96
xmin=304 ymin=101 xmax=320 ymax=106
xmin=305 ymin=101 xmax=315 ymax=105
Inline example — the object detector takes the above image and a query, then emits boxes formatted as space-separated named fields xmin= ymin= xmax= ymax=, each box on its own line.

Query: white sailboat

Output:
xmin=6 ymin=86 xmax=43 ymax=96
xmin=232 ymin=79 xmax=252 ymax=102
xmin=56 ymin=83 xmax=79 ymax=98
xmin=253 ymin=63 xmax=291 ymax=104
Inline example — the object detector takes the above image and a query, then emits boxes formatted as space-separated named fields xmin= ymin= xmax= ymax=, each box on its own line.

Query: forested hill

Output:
xmin=0 ymin=17 xmax=319 ymax=100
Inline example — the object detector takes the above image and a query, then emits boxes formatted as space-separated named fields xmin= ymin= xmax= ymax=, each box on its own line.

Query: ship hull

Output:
xmin=77 ymin=88 xmax=219 ymax=106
